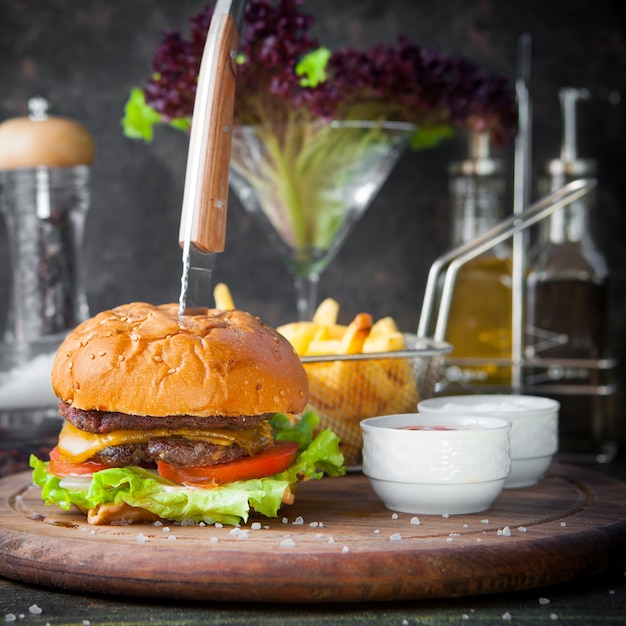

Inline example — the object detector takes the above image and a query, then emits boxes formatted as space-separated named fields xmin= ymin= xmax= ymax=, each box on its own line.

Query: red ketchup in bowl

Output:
xmin=398 ymin=425 xmax=459 ymax=431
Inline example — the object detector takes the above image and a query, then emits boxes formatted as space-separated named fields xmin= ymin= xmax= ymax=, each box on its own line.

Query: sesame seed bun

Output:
xmin=51 ymin=302 xmax=309 ymax=418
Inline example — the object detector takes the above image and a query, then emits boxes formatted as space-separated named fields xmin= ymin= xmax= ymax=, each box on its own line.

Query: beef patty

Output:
xmin=90 ymin=438 xmax=250 ymax=468
xmin=59 ymin=402 xmax=274 ymax=468
xmin=59 ymin=401 xmax=272 ymax=434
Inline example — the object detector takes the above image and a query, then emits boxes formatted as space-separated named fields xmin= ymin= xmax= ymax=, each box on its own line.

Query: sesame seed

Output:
xmin=89 ymin=354 xmax=95 ymax=360
xmin=118 ymin=355 xmax=125 ymax=361
xmin=99 ymin=351 xmax=106 ymax=356
xmin=154 ymin=355 xmax=163 ymax=362
xmin=68 ymin=362 xmax=73 ymax=370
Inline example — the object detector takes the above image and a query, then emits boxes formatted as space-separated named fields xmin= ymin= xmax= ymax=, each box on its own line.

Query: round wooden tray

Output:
xmin=1 ymin=463 xmax=625 ymax=603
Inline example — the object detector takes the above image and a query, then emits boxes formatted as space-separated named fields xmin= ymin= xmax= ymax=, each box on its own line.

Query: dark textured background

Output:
xmin=1 ymin=1 xmax=624 ymax=440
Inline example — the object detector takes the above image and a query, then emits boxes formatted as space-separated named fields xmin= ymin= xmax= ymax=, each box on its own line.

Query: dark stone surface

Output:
xmin=1 ymin=0 xmax=625 ymax=441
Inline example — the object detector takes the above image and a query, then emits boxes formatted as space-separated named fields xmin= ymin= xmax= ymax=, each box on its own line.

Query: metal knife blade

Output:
xmin=178 ymin=0 xmax=247 ymax=315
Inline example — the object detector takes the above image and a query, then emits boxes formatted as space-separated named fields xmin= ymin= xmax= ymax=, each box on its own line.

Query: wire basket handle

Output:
xmin=417 ymin=177 xmax=597 ymax=341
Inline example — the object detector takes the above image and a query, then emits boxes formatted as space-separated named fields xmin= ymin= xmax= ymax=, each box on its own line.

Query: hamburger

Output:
xmin=30 ymin=302 xmax=345 ymax=525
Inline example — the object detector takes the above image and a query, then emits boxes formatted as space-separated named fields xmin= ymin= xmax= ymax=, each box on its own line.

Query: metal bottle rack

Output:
xmin=416 ymin=178 xmax=618 ymax=460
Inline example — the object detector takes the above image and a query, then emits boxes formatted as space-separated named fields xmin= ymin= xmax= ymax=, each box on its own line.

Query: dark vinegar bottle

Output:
xmin=525 ymin=88 xmax=616 ymax=462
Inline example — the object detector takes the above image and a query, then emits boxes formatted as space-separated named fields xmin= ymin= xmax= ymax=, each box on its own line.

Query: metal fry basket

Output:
xmin=302 ymin=335 xmax=451 ymax=466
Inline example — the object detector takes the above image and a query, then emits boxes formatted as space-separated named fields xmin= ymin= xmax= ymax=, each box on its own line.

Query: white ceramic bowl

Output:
xmin=361 ymin=413 xmax=511 ymax=515
xmin=418 ymin=395 xmax=560 ymax=489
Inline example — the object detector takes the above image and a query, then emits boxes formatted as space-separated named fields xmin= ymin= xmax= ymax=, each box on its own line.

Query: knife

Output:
xmin=178 ymin=0 xmax=247 ymax=315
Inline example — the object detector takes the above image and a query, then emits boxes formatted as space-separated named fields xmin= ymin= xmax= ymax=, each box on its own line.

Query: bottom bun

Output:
xmin=75 ymin=502 xmax=161 ymax=525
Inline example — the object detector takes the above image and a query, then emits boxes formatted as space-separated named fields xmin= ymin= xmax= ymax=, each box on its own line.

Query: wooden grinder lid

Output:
xmin=0 ymin=97 xmax=94 ymax=169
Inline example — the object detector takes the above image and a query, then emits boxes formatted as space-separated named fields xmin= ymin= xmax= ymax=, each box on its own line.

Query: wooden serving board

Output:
xmin=1 ymin=463 xmax=625 ymax=604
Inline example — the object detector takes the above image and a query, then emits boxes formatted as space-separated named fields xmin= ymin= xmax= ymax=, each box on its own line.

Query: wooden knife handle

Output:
xmin=178 ymin=13 xmax=239 ymax=253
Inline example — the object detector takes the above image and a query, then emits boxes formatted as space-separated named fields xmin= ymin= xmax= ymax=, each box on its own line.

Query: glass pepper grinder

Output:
xmin=525 ymin=87 xmax=617 ymax=462
xmin=0 ymin=97 xmax=94 ymax=421
xmin=441 ymin=130 xmax=513 ymax=392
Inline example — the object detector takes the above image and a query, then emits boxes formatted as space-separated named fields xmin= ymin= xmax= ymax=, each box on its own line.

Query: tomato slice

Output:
xmin=48 ymin=446 xmax=110 ymax=476
xmin=157 ymin=440 xmax=299 ymax=486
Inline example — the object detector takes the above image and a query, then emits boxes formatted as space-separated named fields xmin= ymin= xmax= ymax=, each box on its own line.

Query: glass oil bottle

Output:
xmin=441 ymin=131 xmax=513 ymax=391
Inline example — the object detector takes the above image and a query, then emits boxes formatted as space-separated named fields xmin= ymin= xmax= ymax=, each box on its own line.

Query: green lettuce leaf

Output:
xmin=120 ymin=87 xmax=163 ymax=142
xmin=29 ymin=411 xmax=346 ymax=526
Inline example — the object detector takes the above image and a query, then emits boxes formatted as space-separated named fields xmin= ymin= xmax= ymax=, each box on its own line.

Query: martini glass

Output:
xmin=229 ymin=120 xmax=415 ymax=320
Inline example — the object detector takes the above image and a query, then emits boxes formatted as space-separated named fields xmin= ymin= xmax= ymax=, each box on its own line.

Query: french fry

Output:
xmin=370 ymin=316 xmax=400 ymax=337
xmin=336 ymin=313 xmax=373 ymax=354
xmin=213 ymin=283 xmax=235 ymax=310
xmin=285 ymin=323 xmax=319 ymax=356
xmin=363 ymin=331 xmax=405 ymax=353
xmin=312 ymin=297 xmax=340 ymax=326
xmin=306 ymin=339 xmax=341 ymax=355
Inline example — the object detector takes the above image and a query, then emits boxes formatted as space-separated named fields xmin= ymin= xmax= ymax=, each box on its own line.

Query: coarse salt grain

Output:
xmin=282 ymin=517 xmax=289 ymax=524
xmin=251 ymin=522 xmax=262 ymax=530
xmin=210 ymin=537 xmax=218 ymax=543
xmin=342 ymin=546 xmax=350 ymax=553
xmin=215 ymin=522 xmax=223 ymax=528
xmin=390 ymin=533 xmax=402 ymax=542
xmin=28 ymin=606 xmax=42 ymax=615
xmin=550 ymin=614 xmax=559 ymax=621
xmin=167 ymin=535 xmax=177 ymax=541
xmin=328 ymin=537 xmax=335 ymax=544
xmin=481 ymin=519 xmax=489 ymax=524
xmin=442 ymin=513 xmax=450 ymax=518
xmin=292 ymin=516 xmax=304 ymax=525
xmin=560 ymin=522 xmax=567 ymax=527
xmin=374 ymin=529 xmax=380 ymax=534
xmin=410 ymin=517 xmax=421 ymax=525
xmin=316 ymin=533 xmax=324 ymax=539
xmin=162 ymin=527 xmax=170 ymax=533
xmin=309 ymin=522 xmax=319 ymax=528
xmin=539 ymin=597 xmax=551 ymax=605
xmin=502 ymin=612 xmax=512 ymax=621
xmin=518 ymin=526 xmax=527 ymax=532
xmin=391 ymin=513 xmax=398 ymax=520
xmin=136 ymin=533 xmax=148 ymax=543
xmin=280 ymin=538 xmax=296 ymax=548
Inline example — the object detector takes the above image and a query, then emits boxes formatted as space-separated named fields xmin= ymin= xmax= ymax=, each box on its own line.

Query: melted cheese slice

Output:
xmin=58 ymin=420 xmax=273 ymax=464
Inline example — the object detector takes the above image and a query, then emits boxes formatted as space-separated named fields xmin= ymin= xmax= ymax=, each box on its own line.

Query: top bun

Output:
xmin=52 ymin=303 xmax=309 ymax=418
